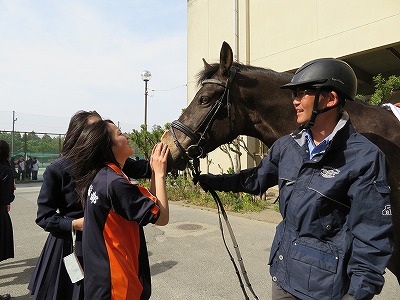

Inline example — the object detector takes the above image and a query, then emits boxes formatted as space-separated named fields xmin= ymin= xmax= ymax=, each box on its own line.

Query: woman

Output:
xmin=28 ymin=111 xmax=102 ymax=300
xmin=66 ymin=120 xmax=169 ymax=300
xmin=28 ymin=111 xmax=152 ymax=299
xmin=0 ymin=140 xmax=15 ymax=300
xmin=31 ymin=157 xmax=39 ymax=181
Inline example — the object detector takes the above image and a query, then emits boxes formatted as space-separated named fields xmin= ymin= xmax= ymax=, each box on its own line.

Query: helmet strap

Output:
xmin=302 ymin=88 xmax=342 ymax=130
xmin=301 ymin=88 xmax=321 ymax=130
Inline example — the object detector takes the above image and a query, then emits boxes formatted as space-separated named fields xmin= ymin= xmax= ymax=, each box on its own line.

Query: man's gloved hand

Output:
xmin=341 ymin=294 xmax=356 ymax=300
xmin=193 ymin=174 xmax=211 ymax=192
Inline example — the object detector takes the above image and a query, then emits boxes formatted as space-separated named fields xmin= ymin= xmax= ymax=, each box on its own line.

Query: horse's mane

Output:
xmin=196 ymin=62 xmax=392 ymax=112
xmin=196 ymin=62 xmax=290 ymax=86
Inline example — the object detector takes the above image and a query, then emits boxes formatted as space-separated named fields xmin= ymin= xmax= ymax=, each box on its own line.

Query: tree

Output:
xmin=218 ymin=136 xmax=261 ymax=173
xmin=130 ymin=124 xmax=169 ymax=159
xmin=369 ymin=74 xmax=400 ymax=105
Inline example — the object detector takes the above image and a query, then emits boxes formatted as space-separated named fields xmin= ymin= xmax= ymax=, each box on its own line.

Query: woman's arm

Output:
xmin=150 ymin=143 xmax=169 ymax=226
xmin=123 ymin=158 xmax=151 ymax=179
xmin=0 ymin=167 xmax=15 ymax=206
xmin=36 ymin=162 xmax=83 ymax=233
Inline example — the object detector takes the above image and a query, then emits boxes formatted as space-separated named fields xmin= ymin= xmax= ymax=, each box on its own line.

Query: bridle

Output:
xmin=170 ymin=67 xmax=237 ymax=162
xmin=170 ymin=67 xmax=260 ymax=300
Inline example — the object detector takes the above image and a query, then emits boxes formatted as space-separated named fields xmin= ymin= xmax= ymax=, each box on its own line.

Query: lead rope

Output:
xmin=190 ymin=159 xmax=260 ymax=300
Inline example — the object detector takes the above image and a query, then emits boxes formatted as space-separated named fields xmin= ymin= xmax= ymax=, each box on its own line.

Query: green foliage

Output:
xmin=130 ymin=123 xmax=169 ymax=159
xmin=0 ymin=131 xmax=62 ymax=161
xmin=355 ymin=94 xmax=367 ymax=102
xmin=137 ymin=173 xmax=271 ymax=213
xmin=226 ymin=167 xmax=235 ymax=174
xmin=369 ymin=74 xmax=400 ymax=106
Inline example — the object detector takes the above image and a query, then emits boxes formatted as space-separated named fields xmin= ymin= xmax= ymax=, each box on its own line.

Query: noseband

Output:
xmin=170 ymin=67 xmax=237 ymax=161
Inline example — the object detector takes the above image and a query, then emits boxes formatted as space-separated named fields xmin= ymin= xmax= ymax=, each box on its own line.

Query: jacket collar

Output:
xmin=291 ymin=111 xmax=352 ymax=148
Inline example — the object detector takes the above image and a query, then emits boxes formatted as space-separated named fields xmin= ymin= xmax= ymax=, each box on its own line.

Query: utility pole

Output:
xmin=141 ymin=70 xmax=152 ymax=131
xmin=11 ymin=111 xmax=17 ymax=155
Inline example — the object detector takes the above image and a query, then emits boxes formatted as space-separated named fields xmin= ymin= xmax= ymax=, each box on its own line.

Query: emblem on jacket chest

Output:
xmin=320 ymin=166 xmax=340 ymax=179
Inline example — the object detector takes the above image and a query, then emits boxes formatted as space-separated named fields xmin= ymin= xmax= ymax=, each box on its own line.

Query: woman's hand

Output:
xmin=72 ymin=217 xmax=84 ymax=231
xmin=150 ymin=143 xmax=169 ymax=178
xmin=150 ymin=142 xmax=170 ymax=226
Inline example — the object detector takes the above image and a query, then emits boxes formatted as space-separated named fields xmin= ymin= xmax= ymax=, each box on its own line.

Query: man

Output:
xmin=197 ymin=58 xmax=393 ymax=299
xmin=25 ymin=156 xmax=33 ymax=179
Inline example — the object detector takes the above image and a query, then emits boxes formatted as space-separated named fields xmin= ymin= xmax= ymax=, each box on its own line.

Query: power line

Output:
xmin=151 ymin=84 xmax=187 ymax=92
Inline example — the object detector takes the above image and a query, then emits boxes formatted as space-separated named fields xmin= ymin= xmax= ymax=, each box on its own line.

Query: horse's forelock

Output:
xmin=196 ymin=63 xmax=220 ymax=86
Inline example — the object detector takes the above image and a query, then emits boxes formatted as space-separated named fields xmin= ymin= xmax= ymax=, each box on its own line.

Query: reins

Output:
xmin=170 ymin=66 xmax=259 ymax=299
xmin=190 ymin=158 xmax=259 ymax=300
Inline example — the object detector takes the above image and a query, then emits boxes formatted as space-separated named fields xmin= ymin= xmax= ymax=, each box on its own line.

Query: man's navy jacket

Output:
xmin=202 ymin=113 xmax=393 ymax=299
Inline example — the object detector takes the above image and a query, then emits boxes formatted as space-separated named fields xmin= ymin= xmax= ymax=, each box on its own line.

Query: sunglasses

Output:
xmin=291 ymin=89 xmax=316 ymax=100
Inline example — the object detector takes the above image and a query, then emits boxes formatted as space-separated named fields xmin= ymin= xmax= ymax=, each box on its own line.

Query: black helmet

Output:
xmin=281 ymin=58 xmax=357 ymax=101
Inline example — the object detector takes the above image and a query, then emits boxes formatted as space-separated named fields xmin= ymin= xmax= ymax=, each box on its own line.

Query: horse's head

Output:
xmin=162 ymin=41 xmax=295 ymax=171
xmin=162 ymin=42 xmax=243 ymax=170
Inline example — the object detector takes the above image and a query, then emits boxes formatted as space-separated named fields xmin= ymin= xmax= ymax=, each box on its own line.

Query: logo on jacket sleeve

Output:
xmin=320 ymin=166 xmax=340 ymax=179
xmin=382 ymin=205 xmax=392 ymax=216
xmin=88 ymin=184 xmax=98 ymax=204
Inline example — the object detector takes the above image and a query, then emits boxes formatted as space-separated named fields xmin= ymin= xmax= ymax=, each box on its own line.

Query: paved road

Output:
xmin=1 ymin=182 xmax=398 ymax=299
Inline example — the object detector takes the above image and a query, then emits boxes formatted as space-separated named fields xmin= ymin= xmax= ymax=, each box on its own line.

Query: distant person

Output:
xmin=26 ymin=156 xmax=33 ymax=179
xmin=65 ymin=120 xmax=169 ymax=300
xmin=31 ymin=158 xmax=39 ymax=181
xmin=28 ymin=111 xmax=153 ymax=300
xmin=0 ymin=140 xmax=15 ymax=300
xmin=10 ymin=157 xmax=18 ymax=181
xmin=17 ymin=156 xmax=25 ymax=181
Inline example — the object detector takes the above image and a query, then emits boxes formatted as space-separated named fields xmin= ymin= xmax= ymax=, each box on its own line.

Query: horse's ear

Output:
xmin=202 ymin=58 xmax=212 ymax=70
xmin=219 ymin=41 xmax=233 ymax=76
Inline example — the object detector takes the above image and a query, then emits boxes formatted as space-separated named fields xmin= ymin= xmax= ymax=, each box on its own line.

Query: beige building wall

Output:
xmin=187 ymin=0 xmax=400 ymax=174
xmin=249 ymin=0 xmax=400 ymax=71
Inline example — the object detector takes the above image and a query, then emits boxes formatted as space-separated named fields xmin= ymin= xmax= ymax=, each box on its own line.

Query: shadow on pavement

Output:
xmin=0 ymin=257 xmax=38 ymax=299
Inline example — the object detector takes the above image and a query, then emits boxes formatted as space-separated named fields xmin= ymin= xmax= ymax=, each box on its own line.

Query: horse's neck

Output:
xmin=345 ymin=101 xmax=400 ymax=141
xmin=239 ymin=75 xmax=297 ymax=147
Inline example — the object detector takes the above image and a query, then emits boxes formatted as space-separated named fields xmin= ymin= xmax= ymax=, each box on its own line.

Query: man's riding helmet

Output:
xmin=281 ymin=58 xmax=357 ymax=129
xmin=281 ymin=58 xmax=357 ymax=101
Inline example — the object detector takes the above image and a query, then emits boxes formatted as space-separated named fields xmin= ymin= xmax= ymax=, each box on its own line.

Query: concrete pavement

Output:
xmin=1 ymin=182 xmax=398 ymax=299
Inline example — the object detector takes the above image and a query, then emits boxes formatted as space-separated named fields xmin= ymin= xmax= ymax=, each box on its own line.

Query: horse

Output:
xmin=161 ymin=41 xmax=400 ymax=283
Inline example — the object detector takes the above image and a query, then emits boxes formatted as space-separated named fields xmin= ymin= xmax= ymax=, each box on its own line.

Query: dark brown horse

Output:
xmin=161 ymin=41 xmax=400 ymax=283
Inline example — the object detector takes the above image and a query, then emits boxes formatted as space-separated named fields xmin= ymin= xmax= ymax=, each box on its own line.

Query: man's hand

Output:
xmin=193 ymin=174 xmax=211 ymax=192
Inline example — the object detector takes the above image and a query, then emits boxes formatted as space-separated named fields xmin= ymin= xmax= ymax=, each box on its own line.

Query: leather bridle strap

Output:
xmin=170 ymin=67 xmax=237 ymax=160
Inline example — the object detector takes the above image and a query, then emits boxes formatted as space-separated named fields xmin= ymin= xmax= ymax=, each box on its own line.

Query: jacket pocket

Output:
xmin=268 ymin=222 xmax=285 ymax=265
xmin=289 ymin=238 xmax=339 ymax=299
xmin=374 ymin=180 xmax=390 ymax=194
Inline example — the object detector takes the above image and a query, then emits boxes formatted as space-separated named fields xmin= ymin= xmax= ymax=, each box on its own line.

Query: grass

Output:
xmin=137 ymin=174 xmax=279 ymax=214
xmin=19 ymin=172 xmax=280 ymax=214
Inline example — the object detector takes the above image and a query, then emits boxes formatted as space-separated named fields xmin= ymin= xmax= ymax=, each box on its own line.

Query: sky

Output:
xmin=0 ymin=0 xmax=187 ymax=134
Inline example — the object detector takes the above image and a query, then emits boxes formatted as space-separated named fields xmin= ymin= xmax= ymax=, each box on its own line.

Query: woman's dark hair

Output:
xmin=65 ymin=119 xmax=119 ymax=206
xmin=61 ymin=110 xmax=101 ymax=156
xmin=0 ymin=140 xmax=11 ymax=166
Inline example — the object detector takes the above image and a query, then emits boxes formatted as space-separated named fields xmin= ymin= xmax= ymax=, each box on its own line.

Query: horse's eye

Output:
xmin=199 ymin=96 xmax=210 ymax=105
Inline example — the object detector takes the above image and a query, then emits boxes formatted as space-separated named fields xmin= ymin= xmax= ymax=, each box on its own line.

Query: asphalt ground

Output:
xmin=0 ymin=182 xmax=398 ymax=299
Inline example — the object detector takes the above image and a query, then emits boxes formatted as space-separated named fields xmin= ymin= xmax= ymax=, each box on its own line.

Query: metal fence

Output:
xmin=0 ymin=130 xmax=65 ymax=181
